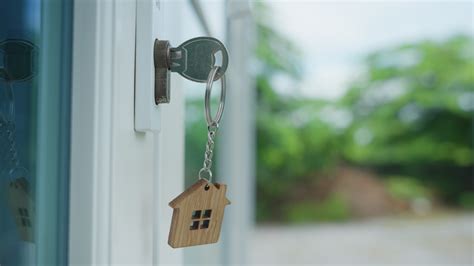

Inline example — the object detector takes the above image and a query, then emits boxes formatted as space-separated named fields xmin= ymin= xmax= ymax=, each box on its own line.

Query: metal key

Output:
xmin=169 ymin=37 xmax=228 ymax=83
xmin=153 ymin=37 xmax=229 ymax=104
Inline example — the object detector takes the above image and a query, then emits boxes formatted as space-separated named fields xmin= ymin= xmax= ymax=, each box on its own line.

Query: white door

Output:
xmin=69 ymin=1 xmax=184 ymax=265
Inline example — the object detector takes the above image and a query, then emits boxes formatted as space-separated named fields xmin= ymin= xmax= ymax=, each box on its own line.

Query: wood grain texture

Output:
xmin=168 ymin=179 xmax=230 ymax=248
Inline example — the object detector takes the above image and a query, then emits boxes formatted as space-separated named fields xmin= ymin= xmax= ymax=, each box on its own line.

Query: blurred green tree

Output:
xmin=341 ymin=36 xmax=474 ymax=203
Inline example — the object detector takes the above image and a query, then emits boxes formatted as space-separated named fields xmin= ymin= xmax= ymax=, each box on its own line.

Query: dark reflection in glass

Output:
xmin=0 ymin=0 xmax=39 ymax=265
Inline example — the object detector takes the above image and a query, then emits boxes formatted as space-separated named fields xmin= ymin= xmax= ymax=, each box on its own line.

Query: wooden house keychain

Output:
xmin=168 ymin=66 xmax=231 ymax=248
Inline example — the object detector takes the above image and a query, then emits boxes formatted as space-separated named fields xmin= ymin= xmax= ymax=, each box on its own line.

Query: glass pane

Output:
xmin=0 ymin=0 xmax=72 ymax=265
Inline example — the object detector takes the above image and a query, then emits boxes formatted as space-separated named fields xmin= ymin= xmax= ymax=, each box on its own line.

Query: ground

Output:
xmin=249 ymin=213 xmax=473 ymax=266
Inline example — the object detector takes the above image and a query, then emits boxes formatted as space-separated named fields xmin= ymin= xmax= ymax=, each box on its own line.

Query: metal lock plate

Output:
xmin=154 ymin=39 xmax=171 ymax=104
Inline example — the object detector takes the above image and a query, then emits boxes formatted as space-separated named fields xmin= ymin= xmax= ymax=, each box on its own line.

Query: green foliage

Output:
xmin=341 ymin=36 xmax=474 ymax=168
xmin=284 ymin=194 xmax=350 ymax=223
xmin=385 ymin=176 xmax=431 ymax=201
xmin=253 ymin=34 xmax=474 ymax=221
xmin=458 ymin=192 xmax=474 ymax=209
xmin=340 ymin=36 xmax=474 ymax=203
xmin=185 ymin=3 xmax=473 ymax=223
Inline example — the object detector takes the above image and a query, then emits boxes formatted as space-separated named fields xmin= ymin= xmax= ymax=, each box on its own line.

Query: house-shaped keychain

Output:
xmin=168 ymin=179 xmax=230 ymax=248
xmin=7 ymin=176 xmax=35 ymax=242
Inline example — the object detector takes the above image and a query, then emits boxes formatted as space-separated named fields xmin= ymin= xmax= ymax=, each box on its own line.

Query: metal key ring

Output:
xmin=205 ymin=66 xmax=226 ymax=126
xmin=198 ymin=168 xmax=212 ymax=183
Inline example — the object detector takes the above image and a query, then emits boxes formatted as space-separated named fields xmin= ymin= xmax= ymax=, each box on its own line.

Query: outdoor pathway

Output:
xmin=249 ymin=214 xmax=473 ymax=266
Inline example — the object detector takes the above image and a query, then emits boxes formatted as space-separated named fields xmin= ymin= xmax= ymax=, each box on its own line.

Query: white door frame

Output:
xmin=69 ymin=1 xmax=184 ymax=265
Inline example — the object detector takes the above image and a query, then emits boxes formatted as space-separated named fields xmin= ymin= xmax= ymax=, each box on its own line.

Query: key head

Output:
xmin=170 ymin=37 xmax=228 ymax=83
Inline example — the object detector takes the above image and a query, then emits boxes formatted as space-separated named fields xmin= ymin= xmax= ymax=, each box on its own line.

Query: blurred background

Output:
xmin=184 ymin=1 xmax=473 ymax=265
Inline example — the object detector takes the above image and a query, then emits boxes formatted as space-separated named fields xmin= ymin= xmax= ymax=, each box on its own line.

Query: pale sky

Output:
xmin=269 ymin=1 xmax=473 ymax=99
xmin=180 ymin=1 xmax=473 ymax=99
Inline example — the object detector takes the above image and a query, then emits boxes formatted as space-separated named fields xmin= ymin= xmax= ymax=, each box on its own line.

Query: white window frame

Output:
xmin=69 ymin=1 xmax=184 ymax=265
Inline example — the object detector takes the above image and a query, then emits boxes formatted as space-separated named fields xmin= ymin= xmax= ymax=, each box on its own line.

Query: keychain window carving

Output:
xmin=200 ymin=219 xmax=210 ymax=229
xmin=189 ymin=221 xmax=200 ymax=230
xmin=192 ymin=210 xmax=201 ymax=219
xmin=189 ymin=209 xmax=212 ymax=230
xmin=203 ymin=209 xmax=212 ymax=218
xmin=18 ymin=207 xmax=31 ymax=227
